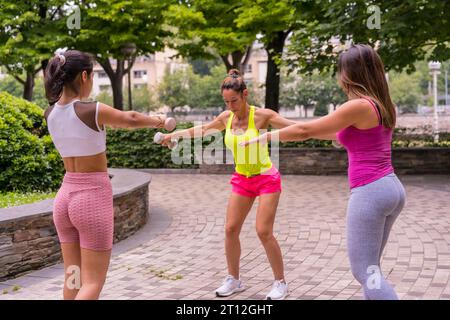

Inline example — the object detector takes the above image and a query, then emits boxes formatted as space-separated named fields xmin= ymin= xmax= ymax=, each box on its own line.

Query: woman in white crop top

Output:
xmin=44 ymin=50 xmax=176 ymax=300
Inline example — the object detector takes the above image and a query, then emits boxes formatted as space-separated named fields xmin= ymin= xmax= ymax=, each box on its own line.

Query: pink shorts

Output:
xmin=230 ymin=166 xmax=282 ymax=198
xmin=53 ymin=172 xmax=114 ymax=251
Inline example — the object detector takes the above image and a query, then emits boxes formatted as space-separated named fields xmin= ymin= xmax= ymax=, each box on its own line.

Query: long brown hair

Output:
xmin=44 ymin=50 xmax=94 ymax=105
xmin=337 ymin=44 xmax=396 ymax=128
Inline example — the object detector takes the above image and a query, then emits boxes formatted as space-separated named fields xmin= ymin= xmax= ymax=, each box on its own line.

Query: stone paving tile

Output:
xmin=0 ymin=174 xmax=449 ymax=300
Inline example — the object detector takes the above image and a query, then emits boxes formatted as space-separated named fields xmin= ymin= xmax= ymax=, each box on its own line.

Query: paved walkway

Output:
xmin=1 ymin=174 xmax=450 ymax=300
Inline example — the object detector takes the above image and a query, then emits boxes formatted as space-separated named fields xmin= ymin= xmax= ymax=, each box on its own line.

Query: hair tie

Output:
xmin=56 ymin=54 xmax=66 ymax=66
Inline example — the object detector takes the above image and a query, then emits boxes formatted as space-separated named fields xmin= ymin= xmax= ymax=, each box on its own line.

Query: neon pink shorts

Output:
xmin=53 ymin=172 xmax=114 ymax=251
xmin=230 ymin=166 xmax=282 ymax=198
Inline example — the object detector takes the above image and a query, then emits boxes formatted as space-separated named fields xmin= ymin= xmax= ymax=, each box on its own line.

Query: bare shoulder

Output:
xmin=339 ymin=98 xmax=372 ymax=111
xmin=216 ymin=110 xmax=232 ymax=122
xmin=254 ymin=107 xmax=278 ymax=120
xmin=98 ymin=102 xmax=114 ymax=111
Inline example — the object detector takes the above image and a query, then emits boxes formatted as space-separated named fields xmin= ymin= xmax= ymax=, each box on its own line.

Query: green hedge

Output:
xmin=106 ymin=123 xmax=200 ymax=169
xmin=106 ymin=123 xmax=450 ymax=169
xmin=0 ymin=92 xmax=64 ymax=192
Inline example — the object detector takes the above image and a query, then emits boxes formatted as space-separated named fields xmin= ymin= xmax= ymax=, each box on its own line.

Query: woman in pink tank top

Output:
xmin=244 ymin=44 xmax=406 ymax=299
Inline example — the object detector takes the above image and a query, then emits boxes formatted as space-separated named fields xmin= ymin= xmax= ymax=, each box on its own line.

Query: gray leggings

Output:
xmin=346 ymin=173 xmax=406 ymax=300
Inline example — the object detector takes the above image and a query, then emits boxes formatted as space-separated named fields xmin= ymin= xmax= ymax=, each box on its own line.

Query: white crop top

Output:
xmin=44 ymin=100 xmax=106 ymax=157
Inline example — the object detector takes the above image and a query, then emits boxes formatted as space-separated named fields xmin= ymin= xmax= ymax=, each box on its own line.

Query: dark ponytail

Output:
xmin=221 ymin=68 xmax=247 ymax=94
xmin=44 ymin=50 xmax=94 ymax=105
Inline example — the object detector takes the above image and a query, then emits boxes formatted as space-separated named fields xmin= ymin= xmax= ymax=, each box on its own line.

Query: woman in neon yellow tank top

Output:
xmin=160 ymin=69 xmax=295 ymax=300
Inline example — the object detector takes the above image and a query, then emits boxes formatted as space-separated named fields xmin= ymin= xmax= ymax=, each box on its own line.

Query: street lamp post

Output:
xmin=121 ymin=43 xmax=137 ymax=111
xmin=428 ymin=61 xmax=441 ymax=143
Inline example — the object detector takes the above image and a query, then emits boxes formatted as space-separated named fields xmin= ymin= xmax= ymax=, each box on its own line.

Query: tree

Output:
xmin=0 ymin=74 xmax=48 ymax=109
xmin=68 ymin=0 xmax=172 ymax=110
xmin=280 ymin=71 xmax=346 ymax=117
xmin=188 ymin=57 xmax=222 ymax=76
xmin=157 ymin=67 xmax=191 ymax=112
xmin=125 ymin=86 xmax=158 ymax=113
xmin=188 ymin=65 xmax=226 ymax=109
xmin=164 ymin=1 xmax=256 ymax=76
xmin=287 ymin=0 xmax=450 ymax=75
xmin=389 ymin=72 xmax=422 ymax=113
xmin=236 ymin=0 xmax=304 ymax=112
xmin=0 ymin=0 xmax=67 ymax=101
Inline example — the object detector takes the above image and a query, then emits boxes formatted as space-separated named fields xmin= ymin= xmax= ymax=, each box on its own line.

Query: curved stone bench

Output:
xmin=0 ymin=169 xmax=151 ymax=281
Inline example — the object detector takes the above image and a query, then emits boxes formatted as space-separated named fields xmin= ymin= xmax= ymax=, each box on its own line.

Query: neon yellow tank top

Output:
xmin=224 ymin=106 xmax=272 ymax=177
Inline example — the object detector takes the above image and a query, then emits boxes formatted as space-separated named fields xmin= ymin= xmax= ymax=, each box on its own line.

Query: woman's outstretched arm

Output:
xmin=242 ymin=99 xmax=370 ymax=145
xmin=97 ymin=102 xmax=173 ymax=130
xmin=160 ymin=111 xmax=230 ymax=146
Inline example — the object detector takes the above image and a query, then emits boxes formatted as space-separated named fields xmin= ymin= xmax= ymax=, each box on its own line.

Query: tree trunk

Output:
xmin=264 ymin=31 xmax=288 ymax=112
xmin=23 ymin=72 xmax=35 ymax=101
xmin=98 ymin=58 xmax=135 ymax=110
xmin=112 ymin=77 xmax=124 ymax=111
xmin=220 ymin=47 xmax=251 ymax=76
xmin=98 ymin=59 xmax=124 ymax=110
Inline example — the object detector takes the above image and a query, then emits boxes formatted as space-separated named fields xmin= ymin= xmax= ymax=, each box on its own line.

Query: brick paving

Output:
xmin=1 ymin=173 xmax=449 ymax=300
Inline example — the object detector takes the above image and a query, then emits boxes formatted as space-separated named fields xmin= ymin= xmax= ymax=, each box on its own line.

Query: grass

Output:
xmin=0 ymin=191 xmax=56 ymax=209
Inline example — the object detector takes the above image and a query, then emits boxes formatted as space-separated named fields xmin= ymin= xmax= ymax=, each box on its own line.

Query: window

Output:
xmin=97 ymin=71 xmax=108 ymax=79
xmin=244 ymin=64 xmax=252 ymax=73
xmin=134 ymin=70 xmax=147 ymax=79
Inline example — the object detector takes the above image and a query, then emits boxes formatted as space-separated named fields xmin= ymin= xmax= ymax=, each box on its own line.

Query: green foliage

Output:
xmin=158 ymin=65 xmax=227 ymax=110
xmin=189 ymin=57 xmax=222 ymax=76
xmin=280 ymin=71 xmax=346 ymax=116
xmin=393 ymin=127 xmax=450 ymax=148
xmin=0 ymin=0 xmax=68 ymax=99
xmin=0 ymin=75 xmax=23 ymax=98
xmin=70 ymin=0 xmax=171 ymax=60
xmin=157 ymin=67 xmax=192 ymax=111
xmin=0 ymin=75 xmax=47 ymax=109
xmin=106 ymin=123 xmax=199 ymax=169
xmin=0 ymin=92 xmax=64 ymax=192
xmin=0 ymin=191 xmax=56 ymax=209
xmin=389 ymin=72 xmax=422 ymax=113
xmin=124 ymin=86 xmax=158 ymax=113
xmin=236 ymin=0 xmax=301 ymax=45
xmin=164 ymin=1 xmax=256 ymax=61
xmin=188 ymin=65 xmax=226 ymax=109
xmin=287 ymin=0 xmax=450 ymax=75
xmin=94 ymin=90 xmax=114 ymax=107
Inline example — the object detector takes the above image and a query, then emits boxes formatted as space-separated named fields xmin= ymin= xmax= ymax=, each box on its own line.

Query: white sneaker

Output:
xmin=215 ymin=275 xmax=245 ymax=297
xmin=265 ymin=280 xmax=289 ymax=300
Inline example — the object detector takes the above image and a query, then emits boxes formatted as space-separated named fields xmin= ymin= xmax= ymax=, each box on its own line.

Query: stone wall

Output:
xmin=0 ymin=169 xmax=151 ymax=281
xmin=199 ymin=148 xmax=450 ymax=175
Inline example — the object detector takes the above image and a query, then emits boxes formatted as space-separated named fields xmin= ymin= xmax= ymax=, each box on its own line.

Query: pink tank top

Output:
xmin=336 ymin=97 xmax=394 ymax=189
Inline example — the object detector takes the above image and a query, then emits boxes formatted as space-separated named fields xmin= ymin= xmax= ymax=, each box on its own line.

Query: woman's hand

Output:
xmin=155 ymin=115 xmax=176 ymax=131
xmin=160 ymin=133 xmax=173 ymax=147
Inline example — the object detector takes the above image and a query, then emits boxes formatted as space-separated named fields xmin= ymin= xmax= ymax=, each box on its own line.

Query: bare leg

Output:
xmin=75 ymin=248 xmax=111 ymax=300
xmin=225 ymin=192 xmax=255 ymax=279
xmin=61 ymin=243 xmax=81 ymax=300
xmin=256 ymin=192 xmax=284 ymax=280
